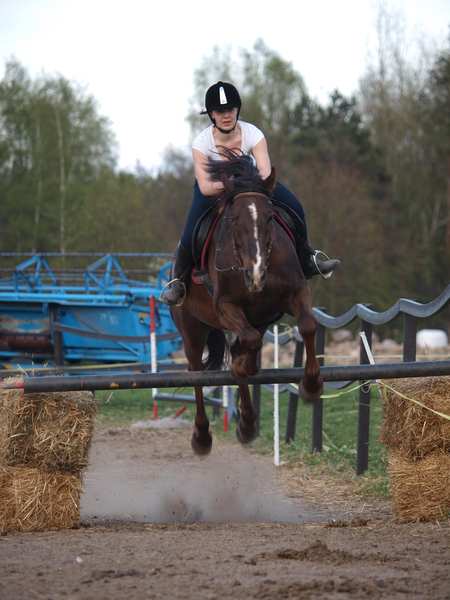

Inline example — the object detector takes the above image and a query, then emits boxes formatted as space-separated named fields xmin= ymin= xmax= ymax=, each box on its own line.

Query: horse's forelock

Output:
xmin=206 ymin=149 xmax=267 ymax=201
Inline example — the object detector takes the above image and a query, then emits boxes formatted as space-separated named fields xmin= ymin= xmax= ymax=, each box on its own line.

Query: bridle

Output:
xmin=215 ymin=191 xmax=274 ymax=273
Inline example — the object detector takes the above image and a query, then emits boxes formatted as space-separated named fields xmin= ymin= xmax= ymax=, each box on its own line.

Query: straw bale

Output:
xmin=380 ymin=376 xmax=450 ymax=459
xmin=0 ymin=381 xmax=96 ymax=472
xmin=0 ymin=381 xmax=36 ymax=465
xmin=388 ymin=450 xmax=450 ymax=523
xmin=0 ymin=465 xmax=81 ymax=533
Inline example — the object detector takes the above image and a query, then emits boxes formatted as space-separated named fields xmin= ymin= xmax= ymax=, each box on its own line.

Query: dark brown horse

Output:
xmin=171 ymin=152 xmax=323 ymax=455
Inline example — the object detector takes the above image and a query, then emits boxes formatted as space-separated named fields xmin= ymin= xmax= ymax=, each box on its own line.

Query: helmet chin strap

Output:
xmin=215 ymin=123 xmax=237 ymax=134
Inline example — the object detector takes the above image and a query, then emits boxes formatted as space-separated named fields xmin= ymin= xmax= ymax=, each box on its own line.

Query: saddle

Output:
xmin=190 ymin=205 xmax=222 ymax=288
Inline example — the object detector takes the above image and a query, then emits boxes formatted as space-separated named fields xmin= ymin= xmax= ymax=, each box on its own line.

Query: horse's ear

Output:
xmin=263 ymin=167 xmax=277 ymax=193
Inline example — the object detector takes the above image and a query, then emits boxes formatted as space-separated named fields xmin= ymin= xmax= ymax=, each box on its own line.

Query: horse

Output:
xmin=171 ymin=151 xmax=323 ymax=455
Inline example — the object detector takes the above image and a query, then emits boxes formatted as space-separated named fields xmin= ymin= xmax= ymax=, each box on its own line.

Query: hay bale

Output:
xmin=0 ymin=381 xmax=36 ymax=465
xmin=0 ymin=382 xmax=96 ymax=472
xmin=388 ymin=450 xmax=450 ymax=523
xmin=0 ymin=465 xmax=81 ymax=533
xmin=380 ymin=376 xmax=450 ymax=459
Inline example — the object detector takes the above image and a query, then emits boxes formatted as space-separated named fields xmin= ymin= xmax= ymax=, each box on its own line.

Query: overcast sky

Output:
xmin=0 ymin=0 xmax=448 ymax=171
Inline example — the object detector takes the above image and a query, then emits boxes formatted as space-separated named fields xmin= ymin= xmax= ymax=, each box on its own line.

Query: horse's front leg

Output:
xmin=216 ymin=301 xmax=262 ymax=378
xmin=216 ymin=301 xmax=261 ymax=444
xmin=290 ymin=285 xmax=323 ymax=402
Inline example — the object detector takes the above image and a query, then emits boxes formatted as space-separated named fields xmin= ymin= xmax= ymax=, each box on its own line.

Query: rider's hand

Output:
xmin=213 ymin=181 xmax=225 ymax=192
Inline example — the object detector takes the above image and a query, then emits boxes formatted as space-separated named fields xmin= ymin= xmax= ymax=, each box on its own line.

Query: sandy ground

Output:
xmin=1 ymin=425 xmax=449 ymax=600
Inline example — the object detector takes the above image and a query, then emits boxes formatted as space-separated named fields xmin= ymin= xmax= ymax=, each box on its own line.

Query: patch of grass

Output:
xmin=356 ymin=474 xmax=390 ymax=498
xmin=217 ymin=383 xmax=389 ymax=496
xmin=96 ymin=387 xmax=211 ymax=425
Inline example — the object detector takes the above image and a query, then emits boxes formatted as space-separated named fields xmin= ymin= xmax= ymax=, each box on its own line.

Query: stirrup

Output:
xmin=312 ymin=250 xmax=334 ymax=280
xmin=159 ymin=278 xmax=186 ymax=307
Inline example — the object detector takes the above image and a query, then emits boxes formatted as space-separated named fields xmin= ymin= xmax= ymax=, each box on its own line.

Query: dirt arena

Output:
xmin=1 ymin=425 xmax=449 ymax=599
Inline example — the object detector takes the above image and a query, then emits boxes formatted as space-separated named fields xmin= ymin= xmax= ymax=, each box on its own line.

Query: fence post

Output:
xmin=312 ymin=324 xmax=325 ymax=453
xmin=356 ymin=320 xmax=373 ymax=475
xmin=403 ymin=314 xmax=417 ymax=362
xmin=253 ymin=351 xmax=261 ymax=437
xmin=285 ymin=336 xmax=304 ymax=443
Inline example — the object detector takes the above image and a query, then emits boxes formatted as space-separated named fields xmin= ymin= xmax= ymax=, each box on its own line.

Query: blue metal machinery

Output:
xmin=0 ymin=253 xmax=181 ymax=368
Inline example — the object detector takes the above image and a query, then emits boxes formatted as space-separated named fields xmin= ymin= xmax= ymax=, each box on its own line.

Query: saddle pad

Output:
xmin=191 ymin=205 xmax=221 ymax=269
xmin=192 ymin=207 xmax=223 ymax=271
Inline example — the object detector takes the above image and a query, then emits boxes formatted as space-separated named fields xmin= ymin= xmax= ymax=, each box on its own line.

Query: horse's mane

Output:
xmin=206 ymin=148 xmax=268 ymax=200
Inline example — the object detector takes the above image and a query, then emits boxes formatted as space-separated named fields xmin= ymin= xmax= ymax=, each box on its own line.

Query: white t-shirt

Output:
xmin=192 ymin=121 xmax=264 ymax=159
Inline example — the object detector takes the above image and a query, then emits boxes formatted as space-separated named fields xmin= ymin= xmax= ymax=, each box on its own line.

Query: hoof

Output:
xmin=191 ymin=430 xmax=213 ymax=456
xmin=231 ymin=356 xmax=258 ymax=378
xmin=299 ymin=379 xmax=323 ymax=403
xmin=231 ymin=364 xmax=248 ymax=379
xmin=236 ymin=420 xmax=257 ymax=445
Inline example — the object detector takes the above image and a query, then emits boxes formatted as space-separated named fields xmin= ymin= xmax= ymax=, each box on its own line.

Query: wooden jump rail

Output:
xmin=7 ymin=360 xmax=449 ymax=393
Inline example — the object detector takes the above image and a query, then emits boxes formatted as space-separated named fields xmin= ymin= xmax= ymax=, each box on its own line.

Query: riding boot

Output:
xmin=160 ymin=243 xmax=193 ymax=306
xmin=298 ymin=240 xmax=341 ymax=280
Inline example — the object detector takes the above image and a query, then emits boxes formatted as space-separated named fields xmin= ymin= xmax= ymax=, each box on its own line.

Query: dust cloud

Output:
xmin=80 ymin=434 xmax=326 ymax=524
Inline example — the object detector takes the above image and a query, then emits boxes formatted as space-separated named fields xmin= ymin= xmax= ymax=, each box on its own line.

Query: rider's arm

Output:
xmin=192 ymin=149 xmax=225 ymax=197
xmin=252 ymin=137 xmax=272 ymax=180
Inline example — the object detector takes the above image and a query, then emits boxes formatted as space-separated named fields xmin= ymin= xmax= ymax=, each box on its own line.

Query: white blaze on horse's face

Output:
xmin=248 ymin=202 xmax=264 ymax=291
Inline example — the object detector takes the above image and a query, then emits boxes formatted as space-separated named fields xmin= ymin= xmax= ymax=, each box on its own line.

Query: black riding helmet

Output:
xmin=201 ymin=81 xmax=241 ymax=133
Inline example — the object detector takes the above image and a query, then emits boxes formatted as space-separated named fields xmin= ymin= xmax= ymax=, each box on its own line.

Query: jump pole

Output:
xmin=149 ymin=296 xmax=158 ymax=419
xmin=12 ymin=361 xmax=450 ymax=394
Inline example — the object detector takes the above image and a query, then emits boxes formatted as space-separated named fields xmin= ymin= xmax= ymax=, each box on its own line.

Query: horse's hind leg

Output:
xmin=191 ymin=384 xmax=212 ymax=455
xmin=290 ymin=285 xmax=323 ymax=402
xmin=172 ymin=308 xmax=212 ymax=455
xmin=235 ymin=384 xmax=257 ymax=444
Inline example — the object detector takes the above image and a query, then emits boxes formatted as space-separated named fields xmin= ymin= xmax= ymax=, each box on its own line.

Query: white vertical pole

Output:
xmin=360 ymin=331 xmax=375 ymax=365
xmin=359 ymin=330 xmax=379 ymax=385
xmin=274 ymin=324 xmax=280 ymax=466
xmin=149 ymin=296 xmax=158 ymax=418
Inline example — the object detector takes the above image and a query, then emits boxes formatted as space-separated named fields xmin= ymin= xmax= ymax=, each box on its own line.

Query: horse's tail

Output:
xmin=203 ymin=328 xmax=226 ymax=370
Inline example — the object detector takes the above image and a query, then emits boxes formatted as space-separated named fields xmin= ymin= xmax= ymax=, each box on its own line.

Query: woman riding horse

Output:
xmin=160 ymin=81 xmax=340 ymax=306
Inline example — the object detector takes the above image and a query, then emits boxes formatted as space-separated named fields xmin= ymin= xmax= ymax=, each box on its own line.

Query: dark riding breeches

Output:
xmin=180 ymin=181 xmax=308 ymax=252
xmin=271 ymin=181 xmax=308 ymax=238
xmin=180 ymin=182 xmax=216 ymax=249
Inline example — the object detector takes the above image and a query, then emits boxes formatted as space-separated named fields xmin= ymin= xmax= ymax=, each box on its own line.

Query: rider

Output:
xmin=161 ymin=81 xmax=340 ymax=306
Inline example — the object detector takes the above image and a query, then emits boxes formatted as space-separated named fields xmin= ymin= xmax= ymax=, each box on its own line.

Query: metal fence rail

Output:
xmin=278 ymin=284 xmax=450 ymax=474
